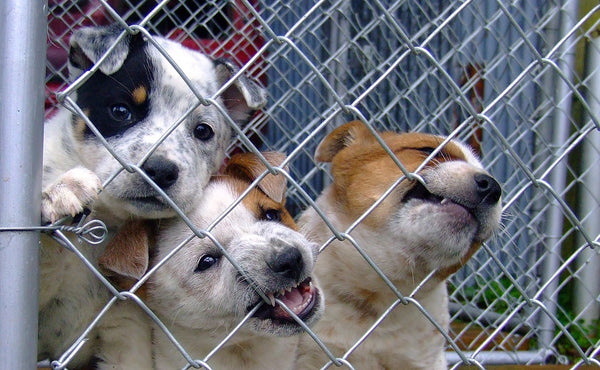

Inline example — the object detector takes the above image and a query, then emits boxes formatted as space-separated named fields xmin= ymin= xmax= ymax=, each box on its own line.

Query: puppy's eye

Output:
xmin=195 ymin=255 xmax=219 ymax=272
xmin=194 ymin=123 xmax=214 ymax=141
xmin=109 ymin=104 xmax=132 ymax=122
xmin=262 ymin=209 xmax=282 ymax=222
xmin=418 ymin=147 xmax=438 ymax=156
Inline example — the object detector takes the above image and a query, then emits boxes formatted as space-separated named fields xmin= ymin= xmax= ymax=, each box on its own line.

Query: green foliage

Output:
xmin=450 ymin=276 xmax=600 ymax=361
xmin=449 ymin=276 xmax=521 ymax=314
xmin=554 ymin=285 xmax=600 ymax=359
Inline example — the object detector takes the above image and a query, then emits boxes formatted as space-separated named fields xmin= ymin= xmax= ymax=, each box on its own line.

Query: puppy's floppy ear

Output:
xmin=225 ymin=152 xmax=288 ymax=203
xmin=315 ymin=120 xmax=376 ymax=162
xmin=69 ymin=24 xmax=145 ymax=77
xmin=214 ymin=58 xmax=267 ymax=126
xmin=99 ymin=220 xmax=153 ymax=284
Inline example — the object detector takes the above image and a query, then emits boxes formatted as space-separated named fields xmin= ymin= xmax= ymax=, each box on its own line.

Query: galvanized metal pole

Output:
xmin=0 ymin=0 xmax=47 ymax=368
xmin=574 ymin=35 xmax=600 ymax=323
xmin=539 ymin=0 xmax=580 ymax=351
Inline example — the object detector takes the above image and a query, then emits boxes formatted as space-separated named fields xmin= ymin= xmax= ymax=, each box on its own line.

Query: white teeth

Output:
xmin=441 ymin=198 xmax=449 ymax=205
xmin=267 ymin=293 xmax=276 ymax=307
xmin=279 ymin=289 xmax=285 ymax=296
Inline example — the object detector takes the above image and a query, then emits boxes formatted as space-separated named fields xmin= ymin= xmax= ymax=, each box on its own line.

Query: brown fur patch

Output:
xmin=224 ymin=152 xmax=288 ymax=203
xmin=321 ymin=122 xmax=468 ymax=230
xmin=99 ymin=220 xmax=155 ymax=293
xmin=73 ymin=108 xmax=90 ymax=142
xmin=227 ymin=177 xmax=297 ymax=231
xmin=132 ymin=86 xmax=148 ymax=105
xmin=222 ymin=151 xmax=296 ymax=230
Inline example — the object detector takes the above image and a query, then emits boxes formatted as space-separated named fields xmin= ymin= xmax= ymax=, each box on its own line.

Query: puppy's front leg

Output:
xmin=95 ymin=300 xmax=153 ymax=370
xmin=41 ymin=167 xmax=102 ymax=224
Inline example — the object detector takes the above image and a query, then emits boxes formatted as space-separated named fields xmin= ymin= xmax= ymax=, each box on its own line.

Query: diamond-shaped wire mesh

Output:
xmin=36 ymin=0 xmax=600 ymax=368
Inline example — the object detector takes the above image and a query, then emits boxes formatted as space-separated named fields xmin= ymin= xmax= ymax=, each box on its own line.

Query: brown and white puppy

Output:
xmin=296 ymin=121 xmax=502 ymax=369
xmin=102 ymin=152 xmax=323 ymax=369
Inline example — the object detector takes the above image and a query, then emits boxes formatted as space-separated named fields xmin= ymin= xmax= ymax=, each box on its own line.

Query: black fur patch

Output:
xmin=75 ymin=35 xmax=154 ymax=139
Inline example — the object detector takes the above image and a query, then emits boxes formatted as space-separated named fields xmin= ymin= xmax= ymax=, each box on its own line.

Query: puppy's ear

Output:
xmin=225 ymin=152 xmax=288 ymax=203
xmin=214 ymin=58 xmax=267 ymax=126
xmin=315 ymin=120 xmax=376 ymax=162
xmin=69 ymin=24 xmax=145 ymax=77
xmin=99 ymin=220 xmax=153 ymax=284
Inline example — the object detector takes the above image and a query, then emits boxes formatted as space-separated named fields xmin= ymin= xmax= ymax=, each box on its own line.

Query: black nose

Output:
xmin=142 ymin=156 xmax=179 ymax=189
xmin=474 ymin=173 xmax=502 ymax=205
xmin=269 ymin=247 xmax=304 ymax=281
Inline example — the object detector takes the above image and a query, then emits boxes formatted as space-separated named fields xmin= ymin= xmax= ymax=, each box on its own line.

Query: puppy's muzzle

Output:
xmin=142 ymin=156 xmax=179 ymax=189
xmin=248 ymin=241 xmax=321 ymax=328
xmin=474 ymin=173 xmax=501 ymax=205
xmin=405 ymin=172 xmax=502 ymax=210
xmin=267 ymin=246 xmax=305 ymax=282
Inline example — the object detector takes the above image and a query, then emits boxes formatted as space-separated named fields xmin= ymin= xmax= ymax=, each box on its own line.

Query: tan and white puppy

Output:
xmin=103 ymin=152 xmax=324 ymax=369
xmin=296 ymin=121 xmax=502 ymax=369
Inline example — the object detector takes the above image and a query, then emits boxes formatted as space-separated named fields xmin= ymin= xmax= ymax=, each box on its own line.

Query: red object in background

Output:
xmin=168 ymin=0 xmax=266 ymax=85
xmin=47 ymin=0 xmax=117 ymax=71
xmin=46 ymin=0 xmax=120 ymax=113
xmin=46 ymin=0 xmax=265 ymax=113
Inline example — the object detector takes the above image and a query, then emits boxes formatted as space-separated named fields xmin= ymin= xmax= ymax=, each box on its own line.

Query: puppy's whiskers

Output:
xmin=169 ymin=303 xmax=186 ymax=328
xmin=106 ymin=73 xmax=133 ymax=94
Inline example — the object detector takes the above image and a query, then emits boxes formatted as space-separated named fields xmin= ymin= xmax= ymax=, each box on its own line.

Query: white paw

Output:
xmin=41 ymin=167 xmax=103 ymax=223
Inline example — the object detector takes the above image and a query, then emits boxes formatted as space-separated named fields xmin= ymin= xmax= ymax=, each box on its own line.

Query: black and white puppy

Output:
xmin=39 ymin=24 xmax=266 ymax=369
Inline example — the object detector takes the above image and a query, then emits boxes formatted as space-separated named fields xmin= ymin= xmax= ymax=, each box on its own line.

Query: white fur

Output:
xmin=39 ymin=27 xmax=265 ymax=369
xmin=296 ymin=127 xmax=502 ymax=369
xmin=148 ymin=178 xmax=323 ymax=369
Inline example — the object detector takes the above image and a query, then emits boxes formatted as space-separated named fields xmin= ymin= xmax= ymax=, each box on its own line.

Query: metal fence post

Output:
xmin=0 ymin=0 xmax=47 ymax=368
xmin=538 ymin=0 xmax=580 ymax=351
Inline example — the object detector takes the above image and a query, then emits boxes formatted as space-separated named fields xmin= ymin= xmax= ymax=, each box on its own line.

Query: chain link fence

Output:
xmin=17 ymin=0 xmax=600 ymax=367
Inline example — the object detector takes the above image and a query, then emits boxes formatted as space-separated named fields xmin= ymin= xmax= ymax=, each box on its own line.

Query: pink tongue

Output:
xmin=274 ymin=287 xmax=305 ymax=318
xmin=280 ymin=288 xmax=303 ymax=308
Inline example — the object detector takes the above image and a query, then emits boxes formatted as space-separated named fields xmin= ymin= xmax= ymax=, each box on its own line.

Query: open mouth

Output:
xmin=404 ymin=181 xmax=461 ymax=207
xmin=403 ymin=181 xmax=444 ymax=203
xmin=250 ymin=277 xmax=319 ymax=323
